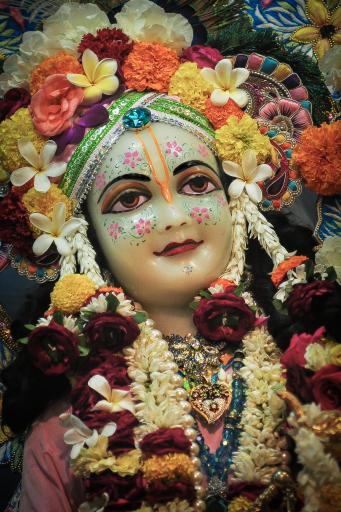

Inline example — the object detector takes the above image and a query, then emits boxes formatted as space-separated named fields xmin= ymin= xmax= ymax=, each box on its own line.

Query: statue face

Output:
xmin=87 ymin=122 xmax=232 ymax=307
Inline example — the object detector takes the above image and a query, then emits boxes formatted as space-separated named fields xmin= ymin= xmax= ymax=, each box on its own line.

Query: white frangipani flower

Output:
xmin=223 ymin=149 xmax=273 ymax=203
xmin=88 ymin=375 xmax=135 ymax=414
xmin=200 ymin=58 xmax=250 ymax=107
xmin=10 ymin=139 xmax=66 ymax=192
xmin=60 ymin=413 xmax=116 ymax=460
xmin=29 ymin=202 xmax=85 ymax=257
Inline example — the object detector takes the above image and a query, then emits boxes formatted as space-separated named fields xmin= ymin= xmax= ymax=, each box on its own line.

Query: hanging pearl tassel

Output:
xmin=220 ymin=197 xmax=248 ymax=284
xmin=73 ymin=216 xmax=105 ymax=287
xmin=242 ymin=193 xmax=288 ymax=266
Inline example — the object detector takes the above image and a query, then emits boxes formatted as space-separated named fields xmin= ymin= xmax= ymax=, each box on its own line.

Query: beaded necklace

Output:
xmin=167 ymin=334 xmax=246 ymax=510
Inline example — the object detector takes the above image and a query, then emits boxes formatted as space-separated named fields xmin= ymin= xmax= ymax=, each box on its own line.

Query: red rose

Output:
xmin=193 ymin=293 xmax=255 ymax=342
xmin=287 ymin=281 xmax=336 ymax=323
xmin=280 ymin=327 xmax=325 ymax=369
xmin=0 ymin=87 xmax=30 ymax=122
xmin=0 ymin=191 xmax=34 ymax=257
xmin=140 ymin=427 xmax=191 ymax=456
xmin=27 ymin=321 xmax=79 ymax=375
xmin=84 ymin=312 xmax=140 ymax=351
xmin=71 ymin=355 xmax=131 ymax=417
xmin=310 ymin=364 xmax=341 ymax=411
xmin=285 ymin=365 xmax=313 ymax=404
xmin=146 ymin=480 xmax=195 ymax=504
xmin=85 ymin=472 xmax=144 ymax=511
xmin=182 ymin=45 xmax=223 ymax=68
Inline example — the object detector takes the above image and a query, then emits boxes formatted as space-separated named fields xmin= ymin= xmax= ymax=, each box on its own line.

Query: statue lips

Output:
xmin=154 ymin=239 xmax=203 ymax=257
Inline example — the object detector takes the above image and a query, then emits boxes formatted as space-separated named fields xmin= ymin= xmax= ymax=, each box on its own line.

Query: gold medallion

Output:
xmin=190 ymin=382 xmax=232 ymax=424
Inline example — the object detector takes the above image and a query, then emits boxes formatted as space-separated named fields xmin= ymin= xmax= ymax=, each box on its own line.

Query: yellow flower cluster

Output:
xmin=51 ymin=274 xmax=97 ymax=314
xmin=215 ymin=114 xmax=273 ymax=165
xmin=228 ymin=495 xmax=253 ymax=512
xmin=168 ymin=62 xmax=213 ymax=113
xmin=0 ymin=108 xmax=45 ymax=173
xmin=72 ymin=436 xmax=141 ymax=478
xmin=142 ymin=453 xmax=194 ymax=482
xmin=22 ymin=184 xmax=75 ymax=236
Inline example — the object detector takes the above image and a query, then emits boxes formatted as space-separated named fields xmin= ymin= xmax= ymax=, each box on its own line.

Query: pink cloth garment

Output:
xmin=20 ymin=400 xmax=84 ymax=512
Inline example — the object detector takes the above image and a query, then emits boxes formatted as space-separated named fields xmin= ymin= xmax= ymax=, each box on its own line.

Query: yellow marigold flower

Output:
xmin=329 ymin=344 xmax=341 ymax=366
xmin=22 ymin=184 xmax=74 ymax=236
xmin=228 ymin=496 xmax=253 ymax=512
xmin=30 ymin=51 xmax=83 ymax=95
xmin=168 ymin=62 xmax=213 ymax=113
xmin=51 ymin=274 xmax=97 ymax=314
xmin=215 ymin=114 xmax=273 ymax=165
xmin=142 ymin=453 xmax=194 ymax=482
xmin=0 ymin=108 xmax=45 ymax=173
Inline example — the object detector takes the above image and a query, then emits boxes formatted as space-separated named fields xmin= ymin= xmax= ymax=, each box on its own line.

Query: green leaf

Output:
xmin=53 ymin=311 xmax=64 ymax=325
xmin=24 ymin=324 xmax=35 ymax=331
xmin=79 ymin=345 xmax=90 ymax=357
xmin=106 ymin=293 xmax=119 ymax=312
xmin=18 ymin=337 xmax=28 ymax=345
xmin=134 ymin=311 xmax=147 ymax=324
xmin=189 ymin=301 xmax=198 ymax=311
xmin=233 ymin=282 xmax=244 ymax=296
xmin=273 ymin=299 xmax=287 ymax=314
xmin=199 ymin=290 xmax=211 ymax=299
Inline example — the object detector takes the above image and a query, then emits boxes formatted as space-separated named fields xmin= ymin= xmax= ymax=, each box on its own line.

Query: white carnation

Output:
xmin=115 ymin=0 xmax=193 ymax=54
xmin=315 ymin=236 xmax=341 ymax=284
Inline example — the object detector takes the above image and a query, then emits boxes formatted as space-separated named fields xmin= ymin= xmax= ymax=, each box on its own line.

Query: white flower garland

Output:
xmin=288 ymin=403 xmax=341 ymax=512
xmin=232 ymin=326 xmax=286 ymax=484
xmin=221 ymin=197 xmax=248 ymax=284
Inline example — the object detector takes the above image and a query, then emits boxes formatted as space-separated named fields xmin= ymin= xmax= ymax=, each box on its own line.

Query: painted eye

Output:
xmin=106 ymin=190 xmax=151 ymax=213
xmin=179 ymin=175 xmax=219 ymax=195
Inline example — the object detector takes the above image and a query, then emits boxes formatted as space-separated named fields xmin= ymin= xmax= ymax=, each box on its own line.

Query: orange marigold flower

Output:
xmin=205 ymin=98 xmax=244 ymax=129
xmin=122 ymin=42 xmax=180 ymax=93
xmin=30 ymin=52 xmax=83 ymax=95
xmin=271 ymin=255 xmax=308 ymax=287
xmin=292 ymin=121 xmax=341 ymax=196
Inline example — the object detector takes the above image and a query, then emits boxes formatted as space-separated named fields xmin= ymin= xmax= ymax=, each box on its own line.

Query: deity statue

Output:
xmin=0 ymin=1 xmax=340 ymax=512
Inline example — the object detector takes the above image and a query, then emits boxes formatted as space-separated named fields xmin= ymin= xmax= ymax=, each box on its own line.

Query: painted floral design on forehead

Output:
xmin=163 ymin=136 xmax=217 ymax=174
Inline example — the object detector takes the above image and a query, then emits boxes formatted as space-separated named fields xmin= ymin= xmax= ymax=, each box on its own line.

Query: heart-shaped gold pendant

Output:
xmin=190 ymin=382 xmax=232 ymax=424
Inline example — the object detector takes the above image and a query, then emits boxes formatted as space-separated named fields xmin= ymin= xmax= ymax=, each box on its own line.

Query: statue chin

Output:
xmin=86 ymin=121 xmax=233 ymax=309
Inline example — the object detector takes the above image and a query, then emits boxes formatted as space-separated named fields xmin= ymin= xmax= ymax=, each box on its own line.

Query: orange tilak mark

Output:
xmin=146 ymin=126 xmax=172 ymax=202
xmin=134 ymin=131 xmax=172 ymax=203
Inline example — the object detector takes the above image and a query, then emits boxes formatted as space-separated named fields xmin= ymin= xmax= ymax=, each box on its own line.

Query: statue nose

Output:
xmin=155 ymin=199 xmax=191 ymax=233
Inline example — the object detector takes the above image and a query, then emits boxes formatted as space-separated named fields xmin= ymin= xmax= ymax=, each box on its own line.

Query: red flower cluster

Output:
xmin=287 ymin=280 xmax=336 ymax=322
xmin=78 ymin=28 xmax=133 ymax=62
xmin=0 ymin=190 xmax=34 ymax=257
xmin=84 ymin=472 xmax=144 ymax=511
xmin=0 ymin=87 xmax=30 ymax=122
xmin=140 ymin=427 xmax=191 ymax=456
xmin=182 ymin=45 xmax=223 ymax=69
xmin=193 ymin=292 xmax=255 ymax=343
xmin=28 ymin=321 xmax=79 ymax=375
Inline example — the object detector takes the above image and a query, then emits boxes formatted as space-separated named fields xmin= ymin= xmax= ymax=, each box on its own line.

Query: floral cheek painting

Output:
xmin=103 ymin=204 xmax=156 ymax=246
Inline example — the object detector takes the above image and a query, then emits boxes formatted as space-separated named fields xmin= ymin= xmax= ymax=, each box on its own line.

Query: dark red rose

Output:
xmin=27 ymin=321 xmax=79 ymax=375
xmin=182 ymin=45 xmax=224 ymax=68
xmin=84 ymin=312 xmax=140 ymax=351
xmin=78 ymin=28 xmax=133 ymax=62
xmin=84 ymin=410 xmax=138 ymax=455
xmin=0 ymin=87 xmax=30 ymax=122
xmin=280 ymin=327 xmax=325 ymax=369
xmin=193 ymin=293 xmax=255 ymax=342
xmin=71 ymin=355 xmax=131 ymax=416
xmin=146 ymin=480 xmax=195 ymax=504
xmin=140 ymin=427 xmax=191 ymax=456
xmin=310 ymin=364 xmax=341 ymax=411
xmin=285 ymin=365 xmax=314 ymax=404
xmin=287 ymin=281 xmax=336 ymax=323
xmin=85 ymin=472 xmax=144 ymax=511
xmin=0 ymin=190 xmax=34 ymax=257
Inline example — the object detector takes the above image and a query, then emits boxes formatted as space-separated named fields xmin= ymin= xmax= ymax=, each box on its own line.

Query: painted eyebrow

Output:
xmin=173 ymin=160 xmax=218 ymax=176
xmin=98 ymin=173 xmax=151 ymax=202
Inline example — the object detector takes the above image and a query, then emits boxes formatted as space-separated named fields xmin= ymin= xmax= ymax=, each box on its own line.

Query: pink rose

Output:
xmin=30 ymin=74 xmax=84 ymax=136
xmin=280 ymin=326 xmax=325 ymax=369
xmin=182 ymin=45 xmax=224 ymax=68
